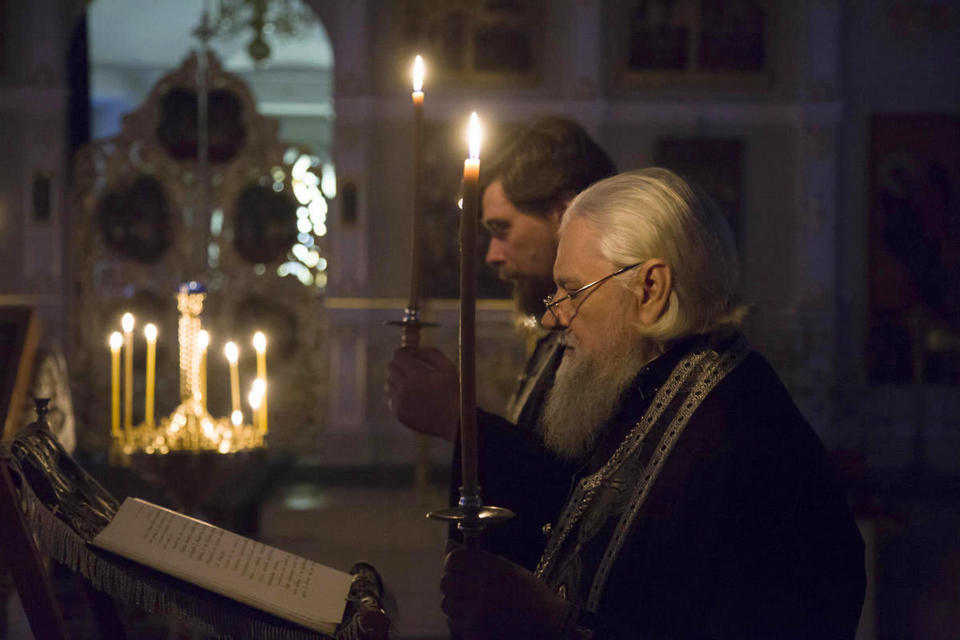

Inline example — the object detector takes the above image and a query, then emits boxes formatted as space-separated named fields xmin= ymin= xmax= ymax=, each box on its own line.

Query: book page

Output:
xmin=92 ymin=498 xmax=352 ymax=634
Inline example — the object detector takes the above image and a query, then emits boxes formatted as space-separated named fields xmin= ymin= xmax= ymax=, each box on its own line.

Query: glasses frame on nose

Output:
xmin=543 ymin=262 xmax=643 ymax=323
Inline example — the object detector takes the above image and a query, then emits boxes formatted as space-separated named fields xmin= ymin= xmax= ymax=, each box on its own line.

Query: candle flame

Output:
xmin=253 ymin=378 xmax=266 ymax=395
xmin=144 ymin=323 xmax=157 ymax=342
xmin=224 ymin=341 xmax=239 ymax=363
xmin=253 ymin=331 xmax=266 ymax=353
xmin=121 ymin=312 xmax=135 ymax=333
xmin=468 ymin=112 xmax=481 ymax=160
xmin=249 ymin=387 xmax=263 ymax=411
xmin=197 ymin=329 xmax=210 ymax=351
xmin=110 ymin=332 xmax=123 ymax=351
xmin=412 ymin=55 xmax=425 ymax=92
xmin=231 ymin=410 xmax=243 ymax=426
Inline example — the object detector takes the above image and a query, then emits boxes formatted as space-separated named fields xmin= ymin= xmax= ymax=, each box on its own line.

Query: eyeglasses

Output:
xmin=543 ymin=262 xmax=643 ymax=323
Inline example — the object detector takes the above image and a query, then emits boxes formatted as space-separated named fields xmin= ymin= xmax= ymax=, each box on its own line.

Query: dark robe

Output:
xmin=450 ymin=331 xmax=582 ymax=571
xmin=532 ymin=334 xmax=866 ymax=639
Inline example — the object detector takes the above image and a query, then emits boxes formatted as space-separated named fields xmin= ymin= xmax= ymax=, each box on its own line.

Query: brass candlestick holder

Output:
xmin=109 ymin=283 xmax=267 ymax=513
xmin=111 ymin=282 xmax=264 ymax=457
xmin=428 ymin=486 xmax=515 ymax=544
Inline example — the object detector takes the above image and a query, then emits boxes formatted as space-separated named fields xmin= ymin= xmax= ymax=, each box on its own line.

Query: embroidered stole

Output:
xmin=534 ymin=334 xmax=749 ymax=610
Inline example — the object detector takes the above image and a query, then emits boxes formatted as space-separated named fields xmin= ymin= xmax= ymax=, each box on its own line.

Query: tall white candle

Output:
xmin=253 ymin=332 xmax=267 ymax=434
xmin=225 ymin=341 xmax=240 ymax=416
xmin=110 ymin=332 xmax=123 ymax=438
xmin=197 ymin=330 xmax=210 ymax=410
xmin=144 ymin=323 xmax=157 ymax=427
xmin=121 ymin=313 xmax=135 ymax=434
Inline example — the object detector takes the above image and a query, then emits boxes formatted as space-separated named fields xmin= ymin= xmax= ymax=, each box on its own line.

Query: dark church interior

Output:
xmin=1 ymin=1 xmax=959 ymax=638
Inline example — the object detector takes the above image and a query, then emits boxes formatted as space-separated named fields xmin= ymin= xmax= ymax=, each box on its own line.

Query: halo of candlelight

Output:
xmin=197 ymin=329 xmax=210 ymax=351
xmin=224 ymin=341 xmax=239 ymax=363
xmin=110 ymin=332 xmax=123 ymax=350
xmin=412 ymin=55 xmax=425 ymax=92
xmin=468 ymin=112 xmax=481 ymax=160
xmin=253 ymin=331 xmax=266 ymax=353
xmin=144 ymin=323 xmax=158 ymax=341
xmin=121 ymin=312 xmax=135 ymax=333
xmin=249 ymin=388 xmax=263 ymax=411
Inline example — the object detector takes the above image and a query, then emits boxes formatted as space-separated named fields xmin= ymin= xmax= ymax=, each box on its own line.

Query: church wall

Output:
xmin=365 ymin=119 xmax=423 ymax=298
xmin=835 ymin=0 xmax=960 ymax=472
xmin=833 ymin=7 xmax=959 ymax=632
xmin=0 ymin=0 xmax=80 ymax=351
xmin=838 ymin=0 xmax=960 ymax=382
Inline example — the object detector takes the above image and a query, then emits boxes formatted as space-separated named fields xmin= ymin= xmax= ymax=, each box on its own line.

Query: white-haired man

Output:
xmin=440 ymin=168 xmax=865 ymax=639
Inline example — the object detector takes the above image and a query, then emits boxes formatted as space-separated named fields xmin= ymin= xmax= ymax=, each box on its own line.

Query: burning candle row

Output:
xmin=109 ymin=312 xmax=268 ymax=439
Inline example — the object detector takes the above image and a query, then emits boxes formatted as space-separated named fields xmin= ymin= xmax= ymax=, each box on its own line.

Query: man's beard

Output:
xmin=511 ymin=275 xmax=556 ymax=318
xmin=539 ymin=320 xmax=647 ymax=459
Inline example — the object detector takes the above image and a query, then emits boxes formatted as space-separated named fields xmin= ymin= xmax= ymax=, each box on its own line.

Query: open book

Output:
xmin=92 ymin=497 xmax=353 ymax=635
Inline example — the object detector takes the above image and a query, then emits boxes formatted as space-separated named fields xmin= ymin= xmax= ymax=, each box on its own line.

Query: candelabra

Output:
xmin=110 ymin=282 xmax=266 ymax=457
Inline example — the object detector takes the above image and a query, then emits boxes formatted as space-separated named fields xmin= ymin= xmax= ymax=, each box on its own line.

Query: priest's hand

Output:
xmin=441 ymin=544 xmax=574 ymax=640
xmin=386 ymin=347 xmax=459 ymax=442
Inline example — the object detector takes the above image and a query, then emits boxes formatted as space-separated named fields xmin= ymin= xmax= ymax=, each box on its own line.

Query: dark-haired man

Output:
xmin=387 ymin=116 xmax=616 ymax=570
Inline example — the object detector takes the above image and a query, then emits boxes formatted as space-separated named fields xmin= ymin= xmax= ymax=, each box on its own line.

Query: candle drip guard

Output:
xmin=386 ymin=307 xmax=438 ymax=349
xmin=427 ymin=486 xmax=514 ymax=542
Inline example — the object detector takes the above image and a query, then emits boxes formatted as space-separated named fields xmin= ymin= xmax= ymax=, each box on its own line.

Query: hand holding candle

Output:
xmin=121 ymin=313 xmax=135 ymax=433
xmin=144 ymin=323 xmax=157 ymax=427
xmin=110 ymin=332 xmax=123 ymax=438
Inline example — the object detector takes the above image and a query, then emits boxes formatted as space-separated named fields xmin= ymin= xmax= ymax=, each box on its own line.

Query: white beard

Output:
xmin=539 ymin=320 xmax=647 ymax=460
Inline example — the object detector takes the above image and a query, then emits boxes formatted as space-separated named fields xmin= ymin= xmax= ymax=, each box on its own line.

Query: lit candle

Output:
xmin=248 ymin=386 xmax=262 ymax=413
xmin=404 ymin=55 xmax=426 ymax=348
xmin=249 ymin=378 xmax=265 ymax=433
xmin=110 ymin=332 xmax=122 ymax=438
xmin=121 ymin=312 xmax=135 ymax=434
xmin=459 ymin=113 xmax=482 ymax=494
xmin=144 ymin=323 xmax=157 ymax=427
xmin=225 ymin=341 xmax=241 ymax=416
xmin=197 ymin=330 xmax=210 ymax=410
xmin=253 ymin=332 xmax=267 ymax=435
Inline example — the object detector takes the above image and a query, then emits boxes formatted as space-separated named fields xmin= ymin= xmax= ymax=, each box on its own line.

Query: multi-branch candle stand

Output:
xmin=109 ymin=283 xmax=267 ymax=513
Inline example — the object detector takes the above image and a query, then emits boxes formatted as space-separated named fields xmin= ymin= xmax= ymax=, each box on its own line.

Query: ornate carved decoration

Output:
xmin=72 ymin=52 xmax=326 ymax=452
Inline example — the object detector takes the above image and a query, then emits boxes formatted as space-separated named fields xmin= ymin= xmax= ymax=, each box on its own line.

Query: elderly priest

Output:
xmin=440 ymin=168 xmax=865 ymax=640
